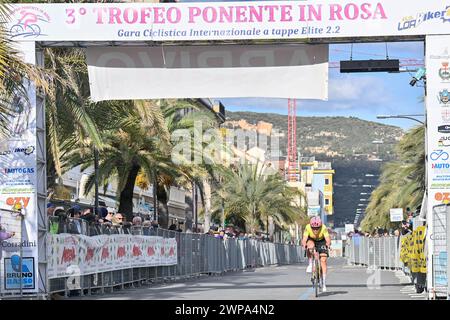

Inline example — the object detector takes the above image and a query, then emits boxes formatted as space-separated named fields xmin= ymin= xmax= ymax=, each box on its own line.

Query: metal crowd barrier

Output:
xmin=344 ymin=236 xmax=402 ymax=270
xmin=45 ymin=221 xmax=306 ymax=298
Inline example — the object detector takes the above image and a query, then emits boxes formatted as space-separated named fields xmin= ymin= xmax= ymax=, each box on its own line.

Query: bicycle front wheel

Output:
xmin=314 ymin=261 xmax=320 ymax=297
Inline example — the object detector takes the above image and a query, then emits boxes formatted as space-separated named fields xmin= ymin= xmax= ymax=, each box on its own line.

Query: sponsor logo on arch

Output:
xmin=398 ymin=5 xmax=450 ymax=31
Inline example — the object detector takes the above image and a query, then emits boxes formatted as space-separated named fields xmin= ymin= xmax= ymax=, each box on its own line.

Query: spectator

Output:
xmin=101 ymin=221 xmax=113 ymax=235
xmin=413 ymin=206 xmax=421 ymax=218
xmin=98 ymin=207 xmax=109 ymax=219
xmin=0 ymin=224 xmax=15 ymax=241
xmin=143 ymin=220 xmax=152 ymax=235
xmin=406 ymin=207 xmax=412 ymax=217
xmin=122 ymin=221 xmax=132 ymax=234
xmin=68 ymin=209 xmax=82 ymax=234
xmin=47 ymin=203 xmax=59 ymax=234
xmin=130 ymin=216 xmax=143 ymax=235
xmin=401 ymin=220 xmax=413 ymax=235
xmin=104 ymin=212 xmax=114 ymax=224
xmin=47 ymin=202 xmax=55 ymax=216
xmin=52 ymin=206 xmax=67 ymax=234
xmin=81 ymin=208 xmax=95 ymax=222
xmin=132 ymin=216 xmax=143 ymax=226
xmin=67 ymin=204 xmax=81 ymax=218
xmin=111 ymin=213 xmax=124 ymax=227
xmin=168 ymin=224 xmax=177 ymax=231
xmin=0 ymin=223 xmax=17 ymax=264
xmin=407 ymin=213 xmax=414 ymax=226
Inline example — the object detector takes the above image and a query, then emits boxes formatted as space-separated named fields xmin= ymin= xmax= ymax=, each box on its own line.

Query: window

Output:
xmin=325 ymin=199 xmax=330 ymax=205
xmin=325 ymin=178 xmax=330 ymax=185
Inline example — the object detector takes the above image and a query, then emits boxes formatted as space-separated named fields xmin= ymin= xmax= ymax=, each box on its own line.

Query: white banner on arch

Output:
xmin=86 ymin=44 xmax=329 ymax=100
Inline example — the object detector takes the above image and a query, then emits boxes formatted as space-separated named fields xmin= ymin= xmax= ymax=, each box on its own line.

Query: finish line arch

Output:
xmin=1 ymin=0 xmax=449 ymax=299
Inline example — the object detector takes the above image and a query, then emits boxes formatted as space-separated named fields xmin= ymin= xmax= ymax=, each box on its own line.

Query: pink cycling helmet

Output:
xmin=310 ymin=216 xmax=322 ymax=228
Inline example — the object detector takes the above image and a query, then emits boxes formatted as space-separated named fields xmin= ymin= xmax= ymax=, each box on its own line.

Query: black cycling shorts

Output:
xmin=308 ymin=237 xmax=329 ymax=257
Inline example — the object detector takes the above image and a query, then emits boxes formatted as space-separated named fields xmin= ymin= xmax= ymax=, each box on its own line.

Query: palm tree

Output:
xmin=44 ymin=48 xmax=105 ymax=185
xmin=360 ymin=125 xmax=425 ymax=232
xmin=63 ymin=99 xmax=172 ymax=220
xmin=162 ymin=99 xmax=225 ymax=231
xmin=214 ymin=162 xmax=306 ymax=235
xmin=64 ymin=98 xmax=221 ymax=222
xmin=0 ymin=2 xmax=49 ymax=138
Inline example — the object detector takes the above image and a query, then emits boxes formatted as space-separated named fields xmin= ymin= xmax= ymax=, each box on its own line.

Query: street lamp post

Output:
xmin=377 ymin=114 xmax=425 ymax=125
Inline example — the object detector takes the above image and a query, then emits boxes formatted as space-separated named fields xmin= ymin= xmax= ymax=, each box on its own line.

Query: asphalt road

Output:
xmin=73 ymin=258 xmax=426 ymax=300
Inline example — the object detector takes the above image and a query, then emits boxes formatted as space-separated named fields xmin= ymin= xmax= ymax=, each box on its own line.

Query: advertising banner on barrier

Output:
xmin=86 ymin=44 xmax=329 ymax=101
xmin=6 ymin=1 xmax=450 ymax=42
xmin=47 ymin=234 xmax=177 ymax=279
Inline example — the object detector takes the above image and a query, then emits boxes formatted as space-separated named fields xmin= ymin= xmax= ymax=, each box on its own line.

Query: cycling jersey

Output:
xmin=303 ymin=224 xmax=329 ymax=241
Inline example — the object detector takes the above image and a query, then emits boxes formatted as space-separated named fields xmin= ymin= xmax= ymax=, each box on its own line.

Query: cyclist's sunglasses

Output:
xmin=311 ymin=226 xmax=321 ymax=230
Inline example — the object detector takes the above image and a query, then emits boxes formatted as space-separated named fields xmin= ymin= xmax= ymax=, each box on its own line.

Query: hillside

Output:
xmin=224 ymin=112 xmax=404 ymax=227
xmin=226 ymin=112 xmax=403 ymax=161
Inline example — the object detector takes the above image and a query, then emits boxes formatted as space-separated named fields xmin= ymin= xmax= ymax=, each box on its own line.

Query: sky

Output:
xmin=177 ymin=0 xmax=426 ymax=131
xmin=219 ymin=41 xmax=425 ymax=131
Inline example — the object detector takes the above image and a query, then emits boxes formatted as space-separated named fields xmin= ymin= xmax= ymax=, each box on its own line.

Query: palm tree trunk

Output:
xmin=118 ymin=164 xmax=140 ymax=220
xmin=192 ymin=181 xmax=197 ymax=232
xmin=202 ymin=180 xmax=212 ymax=232
xmin=152 ymin=170 xmax=158 ymax=222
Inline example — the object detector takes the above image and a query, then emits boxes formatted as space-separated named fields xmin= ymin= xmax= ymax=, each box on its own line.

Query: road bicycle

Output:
xmin=304 ymin=245 xmax=323 ymax=298
xmin=310 ymin=246 xmax=322 ymax=297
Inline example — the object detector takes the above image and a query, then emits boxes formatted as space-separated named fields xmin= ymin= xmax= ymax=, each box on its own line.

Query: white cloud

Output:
xmin=218 ymin=74 xmax=394 ymax=113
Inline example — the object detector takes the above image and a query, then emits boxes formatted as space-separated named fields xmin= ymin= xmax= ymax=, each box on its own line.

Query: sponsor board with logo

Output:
xmin=0 ymin=146 xmax=35 ymax=157
xmin=0 ymin=53 xmax=38 ymax=293
xmin=4 ymin=1 xmax=450 ymax=42
xmin=46 ymin=234 xmax=177 ymax=279
xmin=442 ymin=109 xmax=450 ymax=122
xmin=433 ymin=191 xmax=450 ymax=204
xmin=431 ymin=182 xmax=450 ymax=189
xmin=439 ymin=61 xmax=450 ymax=82
xmin=430 ymin=149 xmax=449 ymax=161
xmin=438 ymin=89 xmax=450 ymax=106
xmin=438 ymin=124 xmax=450 ymax=133
xmin=3 ymin=256 xmax=35 ymax=290
xmin=427 ymin=36 xmax=450 ymax=285
xmin=438 ymin=135 xmax=450 ymax=147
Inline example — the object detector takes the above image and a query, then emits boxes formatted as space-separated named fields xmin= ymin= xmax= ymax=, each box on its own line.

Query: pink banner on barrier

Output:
xmin=47 ymin=234 xmax=177 ymax=279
